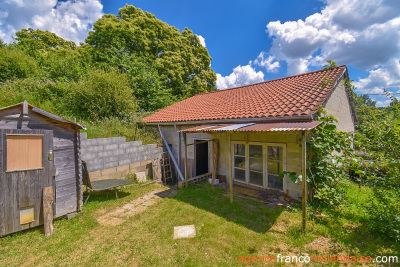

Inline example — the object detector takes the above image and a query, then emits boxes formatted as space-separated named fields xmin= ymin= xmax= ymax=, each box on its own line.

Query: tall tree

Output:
xmin=85 ymin=5 xmax=216 ymax=98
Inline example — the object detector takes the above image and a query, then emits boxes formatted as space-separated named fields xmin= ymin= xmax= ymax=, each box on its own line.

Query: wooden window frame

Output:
xmin=5 ymin=134 xmax=44 ymax=173
xmin=231 ymin=141 xmax=287 ymax=191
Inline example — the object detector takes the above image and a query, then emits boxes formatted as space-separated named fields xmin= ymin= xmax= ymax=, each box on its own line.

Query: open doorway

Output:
xmin=195 ymin=140 xmax=209 ymax=176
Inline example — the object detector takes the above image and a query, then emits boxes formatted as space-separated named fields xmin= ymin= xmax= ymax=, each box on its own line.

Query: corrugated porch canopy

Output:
xmin=179 ymin=121 xmax=322 ymax=133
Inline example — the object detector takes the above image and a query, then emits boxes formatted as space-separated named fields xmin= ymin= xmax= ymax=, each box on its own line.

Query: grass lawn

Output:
xmin=0 ymin=182 xmax=398 ymax=266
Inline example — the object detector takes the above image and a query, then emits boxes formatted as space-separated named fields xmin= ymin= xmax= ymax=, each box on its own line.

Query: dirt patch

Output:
xmin=97 ymin=187 xmax=178 ymax=226
xmin=306 ymin=236 xmax=341 ymax=253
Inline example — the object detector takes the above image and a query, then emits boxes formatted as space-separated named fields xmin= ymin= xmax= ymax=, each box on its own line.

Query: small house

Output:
xmin=0 ymin=101 xmax=84 ymax=236
xmin=143 ymin=66 xmax=355 ymax=200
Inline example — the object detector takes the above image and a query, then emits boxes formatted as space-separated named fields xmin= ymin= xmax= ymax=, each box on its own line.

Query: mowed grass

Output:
xmin=0 ymin=182 xmax=398 ymax=267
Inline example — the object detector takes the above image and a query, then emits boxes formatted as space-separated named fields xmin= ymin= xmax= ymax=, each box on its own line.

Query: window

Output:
xmin=232 ymin=142 xmax=286 ymax=191
xmin=7 ymin=135 xmax=43 ymax=171
xmin=233 ymin=144 xmax=246 ymax=181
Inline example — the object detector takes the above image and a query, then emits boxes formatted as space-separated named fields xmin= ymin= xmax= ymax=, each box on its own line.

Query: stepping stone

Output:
xmin=173 ymin=225 xmax=196 ymax=239
xmin=135 ymin=172 xmax=147 ymax=182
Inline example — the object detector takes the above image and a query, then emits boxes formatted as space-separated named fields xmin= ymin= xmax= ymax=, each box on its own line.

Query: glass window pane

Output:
xmin=234 ymin=156 xmax=246 ymax=169
xmin=234 ymin=168 xmax=246 ymax=181
xmin=268 ymin=174 xmax=283 ymax=190
xmin=249 ymin=171 xmax=263 ymax=186
xmin=249 ymin=158 xmax=263 ymax=172
xmin=249 ymin=145 xmax=262 ymax=158
xmin=267 ymin=161 xmax=282 ymax=174
xmin=268 ymin=146 xmax=283 ymax=160
xmin=234 ymin=144 xmax=245 ymax=156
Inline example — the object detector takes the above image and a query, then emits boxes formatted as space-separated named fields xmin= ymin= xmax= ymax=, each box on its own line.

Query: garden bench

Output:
xmin=82 ymin=161 xmax=134 ymax=205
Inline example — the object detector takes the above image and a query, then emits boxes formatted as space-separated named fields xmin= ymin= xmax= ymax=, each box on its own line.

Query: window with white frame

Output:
xmin=232 ymin=142 xmax=286 ymax=191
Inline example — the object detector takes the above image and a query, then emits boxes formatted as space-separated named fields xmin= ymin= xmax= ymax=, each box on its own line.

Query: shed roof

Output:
xmin=180 ymin=121 xmax=322 ymax=133
xmin=144 ymin=66 xmax=347 ymax=124
xmin=0 ymin=101 xmax=85 ymax=129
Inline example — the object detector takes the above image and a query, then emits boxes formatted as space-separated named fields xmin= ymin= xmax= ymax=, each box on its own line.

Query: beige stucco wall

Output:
xmin=161 ymin=126 xmax=304 ymax=200
xmin=324 ymin=79 xmax=355 ymax=133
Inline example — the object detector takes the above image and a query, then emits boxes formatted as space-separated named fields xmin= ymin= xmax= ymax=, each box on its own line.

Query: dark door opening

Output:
xmin=195 ymin=140 xmax=209 ymax=176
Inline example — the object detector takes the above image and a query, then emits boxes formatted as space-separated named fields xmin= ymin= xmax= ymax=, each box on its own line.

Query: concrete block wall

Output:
xmin=80 ymin=133 xmax=163 ymax=181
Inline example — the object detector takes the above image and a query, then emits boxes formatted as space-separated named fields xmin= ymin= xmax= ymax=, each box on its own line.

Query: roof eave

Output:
xmin=144 ymin=114 xmax=315 ymax=126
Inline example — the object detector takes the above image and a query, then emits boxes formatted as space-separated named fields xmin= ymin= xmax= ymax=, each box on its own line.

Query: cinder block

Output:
xmin=87 ymin=157 xmax=104 ymax=165
xmin=87 ymin=163 xmax=103 ymax=172
xmin=128 ymin=141 xmax=142 ymax=147
xmin=111 ymin=172 xmax=125 ymax=179
xmin=92 ymin=174 xmax=111 ymax=181
xmin=129 ymin=162 xmax=141 ymax=169
xmin=88 ymin=170 xmax=101 ymax=179
xmin=118 ymin=142 xmax=130 ymax=149
xmin=118 ymin=154 xmax=130 ymax=161
xmin=81 ymin=152 xmax=97 ymax=161
xmin=119 ymin=159 xmax=131 ymax=166
xmin=101 ymin=167 xmax=117 ymax=176
xmin=80 ymin=132 xmax=88 ymax=141
xmin=103 ymin=161 xmax=118 ymax=169
xmin=117 ymin=164 xmax=129 ymax=172
xmin=85 ymin=145 xmax=103 ymax=153
xmin=126 ymin=147 xmax=139 ymax=153
xmin=98 ymin=150 xmax=113 ymax=158
xmin=104 ymin=143 xmax=118 ymax=151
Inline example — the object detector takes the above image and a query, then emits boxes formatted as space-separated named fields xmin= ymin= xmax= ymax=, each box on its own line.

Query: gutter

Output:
xmin=145 ymin=114 xmax=314 ymax=126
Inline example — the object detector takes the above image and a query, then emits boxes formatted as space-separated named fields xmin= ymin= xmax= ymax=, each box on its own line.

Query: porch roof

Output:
xmin=179 ymin=121 xmax=322 ymax=133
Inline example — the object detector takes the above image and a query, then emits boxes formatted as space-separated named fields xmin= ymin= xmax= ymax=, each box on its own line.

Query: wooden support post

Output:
xmin=302 ymin=130 xmax=307 ymax=232
xmin=183 ymin=133 xmax=188 ymax=188
xmin=43 ymin=186 xmax=54 ymax=237
xmin=228 ymin=133 xmax=233 ymax=202
xmin=211 ymin=139 xmax=218 ymax=188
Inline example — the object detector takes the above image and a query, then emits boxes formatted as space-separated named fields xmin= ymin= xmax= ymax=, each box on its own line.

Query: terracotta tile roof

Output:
xmin=143 ymin=66 xmax=347 ymax=123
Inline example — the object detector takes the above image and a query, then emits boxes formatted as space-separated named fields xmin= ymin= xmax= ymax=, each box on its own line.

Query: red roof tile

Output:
xmin=144 ymin=66 xmax=347 ymax=123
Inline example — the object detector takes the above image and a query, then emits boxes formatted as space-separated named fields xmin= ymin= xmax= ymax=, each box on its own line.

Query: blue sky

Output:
xmin=1 ymin=0 xmax=399 ymax=106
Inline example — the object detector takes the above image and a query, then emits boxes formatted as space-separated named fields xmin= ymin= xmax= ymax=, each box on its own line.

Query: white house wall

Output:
xmin=324 ymin=78 xmax=355 ymax=133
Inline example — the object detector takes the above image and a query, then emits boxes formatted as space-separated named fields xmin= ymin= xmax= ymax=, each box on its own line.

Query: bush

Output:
xmin=0 ymin=48 xmax=39 ymax=82
xmin=71 ymin=68 xmax=137 ymax=119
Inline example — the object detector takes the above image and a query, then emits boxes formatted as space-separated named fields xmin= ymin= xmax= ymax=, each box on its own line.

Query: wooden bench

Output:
xmin=82 ymin=161 xmax=134 ymax=205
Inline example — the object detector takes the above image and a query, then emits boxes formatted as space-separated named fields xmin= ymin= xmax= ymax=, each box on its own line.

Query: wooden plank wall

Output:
xmin=0 ymin=106 xmax=79 ymax=217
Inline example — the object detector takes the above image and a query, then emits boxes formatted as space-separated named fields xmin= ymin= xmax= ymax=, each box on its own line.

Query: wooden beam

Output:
xmin=43 ymin=186 xmax=54 ymax=237
xmin=211 ymin=139 xmax=218 ymax=188
xmin=185 ymin=140 xmax=210 ymax=146
xmin=183 ymin=133 xmax=188 ymax=188
xmin=22 ymin=100 xmax=28 ymax=116
xmin=302 ymin=130 xmax=307 ymax=232
xmin=228 ymin=133 xmax=233 ymax=202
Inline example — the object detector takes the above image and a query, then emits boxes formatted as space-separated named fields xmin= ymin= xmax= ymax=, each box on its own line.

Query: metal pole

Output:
xmin=302 ymin=130 xmax=307 ymax=232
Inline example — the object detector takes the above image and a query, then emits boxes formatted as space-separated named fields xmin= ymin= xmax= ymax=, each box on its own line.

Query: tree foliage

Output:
xmin=85 ymin=5 xmax=216 ymax=98
xmin=71 ymin=68 xmax=137 ymax=119
xmin=0 ymin=47 xmax=39 ymax=82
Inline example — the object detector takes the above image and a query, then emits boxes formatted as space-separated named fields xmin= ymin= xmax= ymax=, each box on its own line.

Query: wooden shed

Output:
xmin=0 ymin=101 xmax=84 ymax=236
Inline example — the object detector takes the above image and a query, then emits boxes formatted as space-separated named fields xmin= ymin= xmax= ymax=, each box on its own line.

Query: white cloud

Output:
xmin=0 ymin=0 xmax=103 ymax=44
xmin=216 ymin=64 xmax=264 ymax=89
xmin=196 ymin=34 xmax=206 ymax=47
xmin=266 ymin=0 xmax=400 ymax=73
xmin=252 ymin=52 xmax=280 ymax=73
xmin=354 ymin=59 xmax=400 ymax=94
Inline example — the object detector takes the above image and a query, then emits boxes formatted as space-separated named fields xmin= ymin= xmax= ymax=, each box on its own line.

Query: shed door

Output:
xmin=0 ymin=129 xmax=54 ymax=236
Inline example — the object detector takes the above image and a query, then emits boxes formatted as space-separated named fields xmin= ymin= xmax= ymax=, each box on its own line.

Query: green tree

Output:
xmin=85 ymin=5 xmax=216 ymax=99
xmin=14 ymin=28 xmax=77 ymax=58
